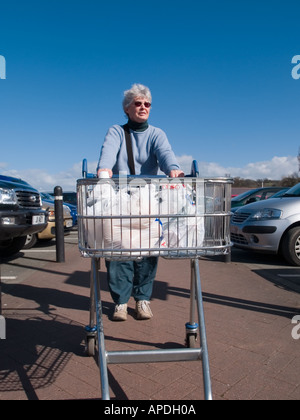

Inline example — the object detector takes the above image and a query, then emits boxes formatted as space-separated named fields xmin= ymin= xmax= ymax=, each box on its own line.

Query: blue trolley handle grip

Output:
xmin=191 ymin=160 xmax=199 ymax=177
xmin=82 ymin=158 xmax=88 ymax=178
xmin=82 ymin=158 xmax=97 ymax=179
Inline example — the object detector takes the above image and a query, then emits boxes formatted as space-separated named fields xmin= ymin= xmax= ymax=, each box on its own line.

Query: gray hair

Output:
xmin=122 ymin=83 xmax=152 ymax=112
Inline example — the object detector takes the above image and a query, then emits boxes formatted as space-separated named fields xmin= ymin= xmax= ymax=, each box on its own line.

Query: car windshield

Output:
xmin=282 ymin=183 xmax=300 ymax=197
xmin=271 ymin=188 xmax=289 ymax=198
xmin=63 ymin=192 xmax=77 ymax=205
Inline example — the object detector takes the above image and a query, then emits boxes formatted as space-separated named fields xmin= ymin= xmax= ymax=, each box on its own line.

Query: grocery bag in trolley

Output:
xmin=82 ymin=177 xmax=206 ymax=257
xmin=158 ymin=180 xmax=205 ymax=255
xmin=84 ymin=181 xmax=163 ymax=256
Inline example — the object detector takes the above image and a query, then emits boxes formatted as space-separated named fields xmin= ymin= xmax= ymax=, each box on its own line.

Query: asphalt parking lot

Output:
xmin=0 ymin=230 xmax=79 ymax=289
xmin=0 ymin=231 xmax=299 ymax=400
xmin=1 ymin=231 xmax=300 ymax=296
xmin=230 ymin=248 xmax=300 ymax=294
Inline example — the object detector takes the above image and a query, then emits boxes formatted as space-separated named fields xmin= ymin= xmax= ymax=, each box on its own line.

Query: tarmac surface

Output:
xmin=0 ymin=232 xmax=300 ymax=400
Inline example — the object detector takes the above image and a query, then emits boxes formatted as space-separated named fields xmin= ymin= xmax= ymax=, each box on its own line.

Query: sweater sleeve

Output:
xmin=97 ymin=125 xmax=122 ymax=172
xmin=152 ymin=128 xmax=180 ymax=175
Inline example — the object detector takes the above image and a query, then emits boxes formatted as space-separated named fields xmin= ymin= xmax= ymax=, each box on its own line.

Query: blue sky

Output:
xmin=0 ymin=0 xmax=300 ymax=190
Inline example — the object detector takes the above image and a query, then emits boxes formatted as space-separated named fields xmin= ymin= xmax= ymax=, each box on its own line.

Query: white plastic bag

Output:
xmin=85 ymin=182 xmax=162 ymax=255
xmin=159 ymin=180 xmax=205 ymax=254
xmin=159 ymin=182 xmax=192 ymax=215
xmin=161 ymin=216 xmax=205 ymax=250
xmin=84 ymin=181 xmax=117 ymax=250
xmin=83 ymin=179 xmax=205 ymax=257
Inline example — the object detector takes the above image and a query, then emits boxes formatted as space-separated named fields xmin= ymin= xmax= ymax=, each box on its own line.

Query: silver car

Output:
xmin=230 ymin=183 xmax=300 ymax=266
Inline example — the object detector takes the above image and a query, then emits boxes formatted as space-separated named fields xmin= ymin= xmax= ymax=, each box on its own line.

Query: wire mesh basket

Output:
xmin=77 ymin=176 xmax=232 ymax=260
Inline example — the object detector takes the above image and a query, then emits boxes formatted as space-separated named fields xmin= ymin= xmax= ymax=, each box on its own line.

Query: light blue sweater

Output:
xmin=97 ymin=124 xmax=180 ymax=175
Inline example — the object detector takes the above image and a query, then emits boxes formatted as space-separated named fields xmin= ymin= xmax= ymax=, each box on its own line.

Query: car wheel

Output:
xmin=0 ymin=236 xmax=27 ymax=257
xmin=23 ymin=234 xmax=38 ymax=249
xmin=281 ymin=227 xmax=300 ymax=266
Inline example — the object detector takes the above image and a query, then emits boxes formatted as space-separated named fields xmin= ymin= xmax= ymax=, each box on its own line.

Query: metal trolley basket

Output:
xmin=77 ymin=160 xmax=232 ymax=400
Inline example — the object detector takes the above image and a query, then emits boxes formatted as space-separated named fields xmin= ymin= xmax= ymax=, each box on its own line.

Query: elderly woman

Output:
xmin=97 ymin=83 xmax=183 ymax=321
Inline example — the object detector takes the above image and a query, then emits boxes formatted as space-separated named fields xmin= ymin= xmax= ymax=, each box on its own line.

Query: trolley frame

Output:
xmin=77 ymin=161 xmax=232 ymax=400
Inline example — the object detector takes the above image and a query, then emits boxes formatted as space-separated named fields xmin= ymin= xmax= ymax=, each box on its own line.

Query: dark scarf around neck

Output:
xmin=127 ymin=118 xmax=149 ymax=132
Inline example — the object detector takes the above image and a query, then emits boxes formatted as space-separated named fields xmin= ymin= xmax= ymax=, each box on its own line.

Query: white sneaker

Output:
xmin=112 ymin=304 xmax=128 ymax=321
xmin=136 ymin=301 xmax=153 ymax=320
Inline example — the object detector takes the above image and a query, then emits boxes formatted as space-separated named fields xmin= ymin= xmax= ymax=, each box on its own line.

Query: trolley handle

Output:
xmin=82 ymin=158 xmax=97 ymax=179
xmin=189 ymin=160 xmax=199 ymax=178
xmin=82 ymin=159 xmax=200 ymax=179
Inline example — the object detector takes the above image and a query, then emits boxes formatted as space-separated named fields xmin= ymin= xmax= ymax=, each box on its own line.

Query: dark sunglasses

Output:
xmin=134 ymin=101 xmax=151 ymax=108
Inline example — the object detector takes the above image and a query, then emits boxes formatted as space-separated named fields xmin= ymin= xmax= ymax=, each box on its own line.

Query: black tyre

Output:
xmin=0 ymin=236 xmax=27 ymax=258
xmin=23 ymin=234 xmax=38 ymax=249
xmin=281 ymin=227 xmax=300 ymax=266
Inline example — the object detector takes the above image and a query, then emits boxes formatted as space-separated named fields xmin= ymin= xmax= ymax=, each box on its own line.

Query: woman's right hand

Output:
xmin=97 ymin=168 xmax=113 ymax=178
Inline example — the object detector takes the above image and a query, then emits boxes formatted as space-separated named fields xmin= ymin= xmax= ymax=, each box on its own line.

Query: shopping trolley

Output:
xmin=77 ymin=160 xmax=232 ymax=400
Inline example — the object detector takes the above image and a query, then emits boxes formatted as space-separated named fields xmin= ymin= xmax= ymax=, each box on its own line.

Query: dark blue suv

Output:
xmin=0 ymin=175 xmax=47 ymax=257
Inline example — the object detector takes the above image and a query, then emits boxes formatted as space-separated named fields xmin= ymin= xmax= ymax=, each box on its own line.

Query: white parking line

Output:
xmin=1 ymin=276 xmax=17 ymax=280
xmin=22 ymin=250 xmax=56 ymax=253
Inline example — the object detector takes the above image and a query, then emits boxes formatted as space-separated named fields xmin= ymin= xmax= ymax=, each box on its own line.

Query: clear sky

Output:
xmin=1 ymin=0 xmax=300 ymax=191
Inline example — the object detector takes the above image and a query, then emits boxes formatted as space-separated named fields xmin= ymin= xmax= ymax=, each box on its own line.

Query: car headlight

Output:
xmin=250 ymin=208 xmax=282 ymax=221
xmin=0 ymin=188 xmax=17 ymax=205
xmin=63 ymin=205 xmax=71 ymax=216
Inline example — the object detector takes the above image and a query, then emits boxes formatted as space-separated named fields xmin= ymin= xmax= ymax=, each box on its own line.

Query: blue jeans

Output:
xmin=105 ymin=257 xmax=158 ymax=305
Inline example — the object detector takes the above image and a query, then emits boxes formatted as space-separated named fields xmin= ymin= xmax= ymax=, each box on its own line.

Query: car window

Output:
xmin=63 ymin=193 xmax=77 ymax=205
xmin=244 ymin=193 xmax=261 ymax=204
xmin=264 ymin=191 xmax=277 ymax=199
xmin=231 ymin=190 xmax=255 ymax=202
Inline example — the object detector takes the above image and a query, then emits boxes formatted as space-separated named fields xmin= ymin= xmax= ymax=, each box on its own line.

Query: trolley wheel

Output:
xmin=186 ymin=333 xmax=197 ymax=348
xmin=86 ymin=336 xmax=96 ymax=357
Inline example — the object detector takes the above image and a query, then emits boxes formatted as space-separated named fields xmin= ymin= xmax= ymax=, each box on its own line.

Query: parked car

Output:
xmin=41 ymin=192 xmax=77 ymax=225
xmin=47 ymin=191 xmax=77 ymax=206
xmin=61 ymin=191 xmax=77 ymax=206
xmin=231 ymin=187 xmax=287 ymax=209
xmin=0 ymin=175 xmax=47 ymax=257
xmin=23 ymin=198 xmax=73 ymax=249
xmin=230 ymin=183 xmax=300 ymax=266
